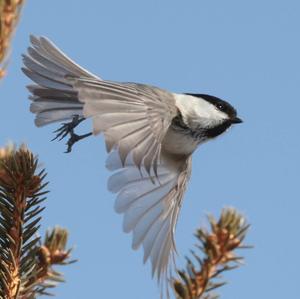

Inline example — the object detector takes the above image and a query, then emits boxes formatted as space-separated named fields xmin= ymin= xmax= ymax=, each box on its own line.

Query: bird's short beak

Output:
xmin=231 ymin=117 xmax=243 ymax=124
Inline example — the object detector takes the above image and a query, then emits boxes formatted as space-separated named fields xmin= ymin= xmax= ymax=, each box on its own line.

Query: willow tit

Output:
xmin=22 ymin=36 xmax=242 ymax=293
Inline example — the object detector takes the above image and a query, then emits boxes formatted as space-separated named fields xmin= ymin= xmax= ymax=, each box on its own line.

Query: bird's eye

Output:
xmin=217 ymin=103 xmax=224 ymax=111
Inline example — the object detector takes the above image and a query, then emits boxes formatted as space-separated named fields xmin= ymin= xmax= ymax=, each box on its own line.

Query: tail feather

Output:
xmin=34 ymin=109 xmax=84 ymax=127
xmin=22 ymin=67 xmax=73 ymax=91
xmin=22 ymin=35 xmax=100 ymax=126
xmin=31 ymin=35 xmax=97 ymax=78
xmin=27 ymin=46 xmax=72 ymax=76
xmin=30 ymin=100 xmax=83 ymax=113
xmin=27 ymin=85 xmax=78 ymax=102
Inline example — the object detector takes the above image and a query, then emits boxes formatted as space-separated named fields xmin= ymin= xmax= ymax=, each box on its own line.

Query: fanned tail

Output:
xmin=22 ymin=35 xmax=100 ymax=126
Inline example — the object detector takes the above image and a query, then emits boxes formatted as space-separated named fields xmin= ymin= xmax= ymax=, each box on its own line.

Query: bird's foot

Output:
xmin=52 ymin=115 xmax=92 ymax=153
xmin=52 ymin=115 xmax=85 ymax=141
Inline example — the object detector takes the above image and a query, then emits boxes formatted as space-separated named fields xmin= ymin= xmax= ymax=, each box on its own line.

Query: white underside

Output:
xmin=162 ymin=127 xmax=199 ymax=155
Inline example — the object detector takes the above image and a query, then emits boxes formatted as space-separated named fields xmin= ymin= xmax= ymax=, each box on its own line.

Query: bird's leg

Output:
xmin=65 ymin=131 xmax=93 ymax=153
xmin=52 ymin=115 xmax=92 ymax=153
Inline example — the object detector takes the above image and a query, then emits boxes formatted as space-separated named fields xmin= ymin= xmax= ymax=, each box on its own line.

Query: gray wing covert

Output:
xmin=74 ymin=79 xmax=177 ymax=174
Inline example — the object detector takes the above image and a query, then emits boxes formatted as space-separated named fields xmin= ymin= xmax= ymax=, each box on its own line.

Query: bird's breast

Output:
xmin=162 ymin=127 xmax=202 ymax=155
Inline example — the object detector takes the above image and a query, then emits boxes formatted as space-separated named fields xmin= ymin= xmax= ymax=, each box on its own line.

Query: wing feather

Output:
xmin=74 ymin=79 xmax=177 ymax=173
xmin=106 ymin=149 xmax=192 ymax=287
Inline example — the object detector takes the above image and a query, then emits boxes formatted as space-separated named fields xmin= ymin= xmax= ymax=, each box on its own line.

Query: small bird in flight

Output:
xmin=22 ymin=35 xmax=242 ymax=293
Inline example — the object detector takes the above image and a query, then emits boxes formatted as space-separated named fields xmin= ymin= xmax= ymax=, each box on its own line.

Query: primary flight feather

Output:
xmin=22 ymin=35 xmax=242 ymax=294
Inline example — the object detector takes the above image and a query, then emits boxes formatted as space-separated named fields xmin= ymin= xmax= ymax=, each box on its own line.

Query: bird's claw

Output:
xmin=51 ymin=115 xmax=92 ymax=153
xmin=51 ymin=124 xmax=71 ymax=141
xmin=51 ymin=115 xmax=84 ymax=142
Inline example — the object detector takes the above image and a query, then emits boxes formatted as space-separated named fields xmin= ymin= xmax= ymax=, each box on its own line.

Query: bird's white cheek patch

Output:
xmin=193 ymin=105 xmax=228 ymax=128
xmin=195 ymin=114 xmax=225 ymax=129
xmin=173 ymin=93 xmax=228 ymax=129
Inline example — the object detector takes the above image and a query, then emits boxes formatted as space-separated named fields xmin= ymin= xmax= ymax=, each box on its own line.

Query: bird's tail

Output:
xmin=22 ymin=35 xmax=101 ymax=127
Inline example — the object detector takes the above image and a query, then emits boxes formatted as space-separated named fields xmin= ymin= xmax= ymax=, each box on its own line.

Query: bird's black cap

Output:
xmin=185 ymin=93 xmax=242 ymax=124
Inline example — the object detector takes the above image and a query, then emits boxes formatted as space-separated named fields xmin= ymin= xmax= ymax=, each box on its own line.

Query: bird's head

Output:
xmin=179 ymin=93 xmax=242 ymax=139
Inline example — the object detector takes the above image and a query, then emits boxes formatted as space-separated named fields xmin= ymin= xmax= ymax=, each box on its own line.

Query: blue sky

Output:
xmin=1 ymin=0 xmax=299 ymax=298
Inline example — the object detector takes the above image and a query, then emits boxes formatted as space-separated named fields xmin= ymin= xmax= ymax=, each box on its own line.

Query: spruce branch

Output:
xmin=0 ymin=0 xmax=24 ymax=79
xmin=0 ymin=145 xmax=74 ymax=299
xmin=28 ymin=227 xmax=75 ymax=298
xmin=172 ymin=208 xmax=250 ymax=299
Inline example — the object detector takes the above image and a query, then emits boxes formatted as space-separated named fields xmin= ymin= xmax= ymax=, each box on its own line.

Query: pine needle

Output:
xmin=0 ymin=0 xmax=24 ymax=79
xmin=172 ymin=208 xmax=251 ymax=299
xmin=0 ymin=144 xmax=75 ymax=299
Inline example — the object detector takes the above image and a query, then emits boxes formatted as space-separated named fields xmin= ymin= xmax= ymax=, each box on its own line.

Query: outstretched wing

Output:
xmin=106 ymin=149 xmax=192 ymax=285
xmin=73 ymin=79 xmax=177 ymax=174
xmin=23 ymin=35 xmax=178 ymax=174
